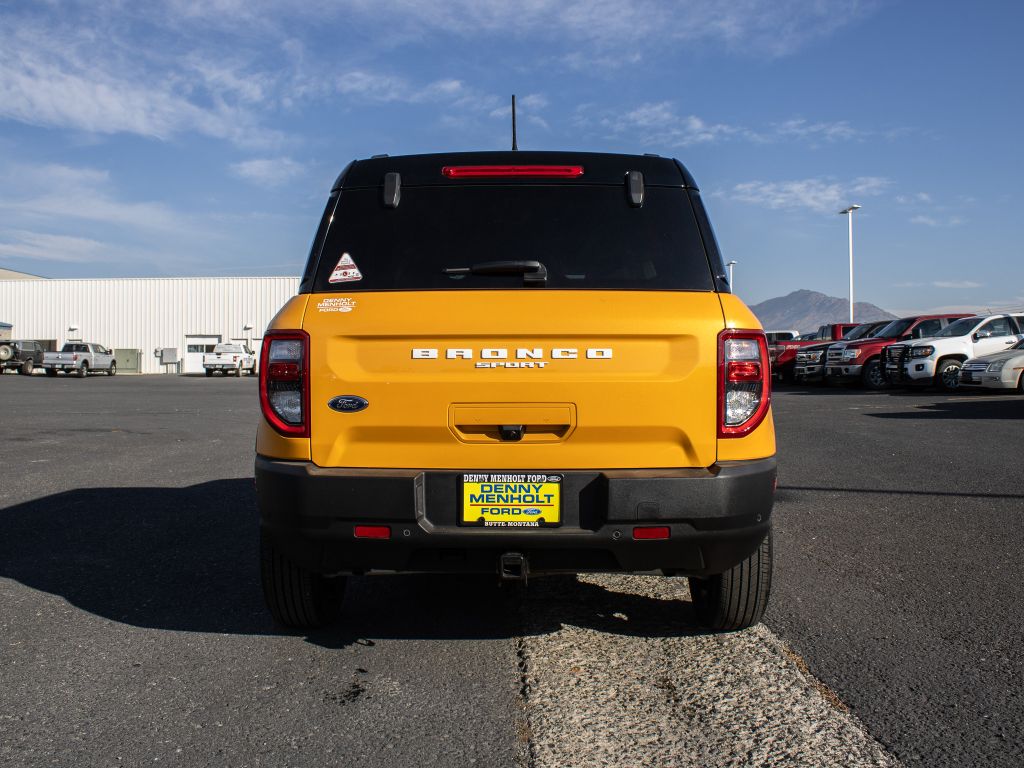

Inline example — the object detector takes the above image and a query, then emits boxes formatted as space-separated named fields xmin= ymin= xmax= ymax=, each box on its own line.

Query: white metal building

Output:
xmin=0 ymin=276 xmax=299 ymax=374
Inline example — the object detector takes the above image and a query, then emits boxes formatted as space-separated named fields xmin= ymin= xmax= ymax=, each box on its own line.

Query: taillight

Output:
xmin=259 ymin=330 xmax=310 ymax=437
xmin=718 ymin=329 xmax=771 ymax=438
xmin=441 ymin=165 xmax=584 ymax=178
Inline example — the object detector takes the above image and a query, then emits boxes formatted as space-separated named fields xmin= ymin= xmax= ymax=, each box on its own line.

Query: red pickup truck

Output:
xmin=769 ymin=323 xmax=859 ymax=383
xmin=824 ymin=313 xmax=970 ymax=388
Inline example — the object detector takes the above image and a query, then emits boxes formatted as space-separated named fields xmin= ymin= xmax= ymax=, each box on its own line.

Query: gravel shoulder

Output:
xmin=519 ymin=573 xmax=898 ymax=768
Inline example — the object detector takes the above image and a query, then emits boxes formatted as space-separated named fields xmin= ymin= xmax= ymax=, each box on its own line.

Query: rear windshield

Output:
xmin=61 ymin=343 xmax=88 ymax=352
xmin=213 ymin=344 xmax=243 ymax=353
xmin=311 ymin=185 xmax=715 ymax=292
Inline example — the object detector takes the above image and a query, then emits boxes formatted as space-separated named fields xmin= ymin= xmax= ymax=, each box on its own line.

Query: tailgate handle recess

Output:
xmin=449 ymin=403 xmax=576 ymax=444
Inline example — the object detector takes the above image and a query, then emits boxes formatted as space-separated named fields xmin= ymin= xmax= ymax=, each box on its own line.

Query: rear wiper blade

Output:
xmin=443 ymin=259 xmax=547 ymax=286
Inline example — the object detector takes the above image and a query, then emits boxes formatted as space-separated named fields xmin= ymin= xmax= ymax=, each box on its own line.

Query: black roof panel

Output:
xmin=337 ymin=151 xmax=696 ymax=190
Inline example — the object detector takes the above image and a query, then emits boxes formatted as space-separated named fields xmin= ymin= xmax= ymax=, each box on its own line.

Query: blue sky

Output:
xmin=1 ymin=0 xmax=1021 ymax=314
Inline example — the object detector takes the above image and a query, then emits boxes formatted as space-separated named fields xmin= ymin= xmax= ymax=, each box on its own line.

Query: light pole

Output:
xmin=838 ymin=205 xmax=861 ymax=322
xmin=725 ymin=260 xmax=737 ymax=292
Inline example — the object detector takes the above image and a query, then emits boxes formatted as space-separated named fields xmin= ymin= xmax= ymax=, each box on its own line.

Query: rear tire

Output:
xmin=689 ymin=532 xmax=772 ymax=631
xmin=205 ymin=369 xmax=213 ymax=377
xmin=260 ymin=534 xmax=345 ymax=629
xmin=1017 ymin=371 xmax=1023 ymax=394
xmin=860 ymin=358 xmax=887 ymax=390
xmin=77 ymin=362 xmax=89 ymax=378
xmin=935 ymin=358 xmax=962 ymax=392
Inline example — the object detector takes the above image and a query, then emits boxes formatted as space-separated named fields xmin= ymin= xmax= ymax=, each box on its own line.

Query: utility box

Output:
xmin=114 ymin=348 xmax=142 ymax=373
xmin=158 ymin=347 xmax=180 ymax=374
xmin=0 ymin=322 xmax=11 ymax=342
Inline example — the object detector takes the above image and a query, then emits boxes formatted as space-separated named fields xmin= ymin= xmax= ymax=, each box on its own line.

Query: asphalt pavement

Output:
xmin=1 ymin=372 xmax=1021 ymax=767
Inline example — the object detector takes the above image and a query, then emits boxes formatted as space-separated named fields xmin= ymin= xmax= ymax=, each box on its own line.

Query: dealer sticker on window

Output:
xmin=460 ymin=473 xmax=562 ymax=527
xmin=328 ymin=253 xmax=363 ymax=283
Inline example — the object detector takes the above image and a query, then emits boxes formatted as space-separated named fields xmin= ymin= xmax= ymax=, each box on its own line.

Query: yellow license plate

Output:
xmin=460 ymin=473 xmax=562 ymax=528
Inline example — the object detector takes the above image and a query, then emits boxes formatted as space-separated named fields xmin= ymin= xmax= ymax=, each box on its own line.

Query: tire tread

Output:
xmin=689 ymin=532 xmax=772 ymax=631
xmin=260 ymin=534 xmax=343 ymax=629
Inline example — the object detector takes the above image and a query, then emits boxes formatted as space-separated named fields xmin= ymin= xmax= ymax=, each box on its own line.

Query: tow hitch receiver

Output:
xmin=499 ymin=552 xmax=528 ymax=583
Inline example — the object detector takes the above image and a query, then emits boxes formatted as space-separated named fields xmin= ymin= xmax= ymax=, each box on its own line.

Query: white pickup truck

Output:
xmin=883 ymin=313 xmax=1024 ymax=391
xmin=203 ymin=343 xmax=257 ymax=377
xmin=42 ymin=342 xmax=116 ymax=378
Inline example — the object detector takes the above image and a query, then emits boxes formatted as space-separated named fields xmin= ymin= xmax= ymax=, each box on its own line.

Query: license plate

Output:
xmin=459 ymin=473 xmax=562 ymax=528
xmin=961 ymin=372 xmax=974 ymax=382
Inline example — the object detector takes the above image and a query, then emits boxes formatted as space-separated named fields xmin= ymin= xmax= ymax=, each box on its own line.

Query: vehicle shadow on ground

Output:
xmin=866 ymin=397 xmax=1024 ymax=420
xmin=0 ymin=480 xmax=708 ymax=648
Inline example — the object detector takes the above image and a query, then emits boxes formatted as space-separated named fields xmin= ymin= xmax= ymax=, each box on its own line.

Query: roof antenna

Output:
xmin=511 ymin=94 xmax=518 ymax=151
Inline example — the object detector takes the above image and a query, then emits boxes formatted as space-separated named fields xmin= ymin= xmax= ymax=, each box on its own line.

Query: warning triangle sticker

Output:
xmin=328 ymin=252 xmax=363 ymax=283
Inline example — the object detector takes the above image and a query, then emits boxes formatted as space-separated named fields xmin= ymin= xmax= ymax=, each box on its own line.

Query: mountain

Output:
xmin=749 ymin=290 xmax=898 ymax=334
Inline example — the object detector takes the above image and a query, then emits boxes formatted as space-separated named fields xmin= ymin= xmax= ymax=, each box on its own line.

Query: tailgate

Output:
xmin=303 ymin=291 xmax=725 ymax=469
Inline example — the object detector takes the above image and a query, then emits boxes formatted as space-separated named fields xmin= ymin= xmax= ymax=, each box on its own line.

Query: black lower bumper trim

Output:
xmin=256 ymin=456 xmax=776 ymax=577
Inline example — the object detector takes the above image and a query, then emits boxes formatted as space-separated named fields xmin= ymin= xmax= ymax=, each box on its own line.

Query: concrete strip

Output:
xmin=520 ymin=574 xmax=899 ymax=768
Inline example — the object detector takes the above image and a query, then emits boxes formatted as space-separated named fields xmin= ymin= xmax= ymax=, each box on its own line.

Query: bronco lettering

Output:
xmin=412 ymin=347 xmax=613 ymax=360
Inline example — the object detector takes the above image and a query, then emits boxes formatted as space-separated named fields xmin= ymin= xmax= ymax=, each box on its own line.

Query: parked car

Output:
xmin=0 ymin=339 xmax=45 ymax=375
xmin=256 ymin=150 xmax=776 ymax=633
xmin=959 ymin=339 xmax=1024 ymax=392
xmin=793 ymin=321 xmax=888 ymax=384
xmin=769 ymin=322 xmax=859 ymax=383
xmin=826 ymin=314 xmax=970 ymax=389
xmin=882 ymin=313 xmax=1024 ymax=391
xmin=203 ymin=343 xmax=256 ymax=377
xmin=42 ymin=343 xmax=116 ymax=377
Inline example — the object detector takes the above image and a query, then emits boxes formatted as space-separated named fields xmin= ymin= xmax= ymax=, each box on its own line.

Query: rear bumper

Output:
xmin=256 ymin=455 xmax=776 ymax=578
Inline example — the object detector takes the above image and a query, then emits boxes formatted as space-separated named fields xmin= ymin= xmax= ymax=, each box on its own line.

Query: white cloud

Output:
xmin=0 ymin=162 xmax=192 ymax=235
xmin=0 ymin=1 xmax=879 ymax=152
xmin=895 ymin=192 xmax=933 ymax=204
xmin=773 ymin=119 xmax=861 ymax=142
xmin=894 ymin=280 xmax=983 ymax=290
xmin=579 ymin=101 xmax=746 ymax=147
xmin=910 ymin=214 xmax=965 ymax=227
xmin=576 ymin=100 xmax=874 ymax=149
xmin=0 ymin=17 xmax=280 ymax=147
xmin=0 ymin=231 xmax=111 ymax=263
xmin=325 ymin=0 xmax=877 ymax=58
xmin=726 ymin=176 xmax=892 ymax=213
xmin=933 ymin=280 xmax=982 ymax=289
xmin=230 ymin=157 xmax=305 ymax=186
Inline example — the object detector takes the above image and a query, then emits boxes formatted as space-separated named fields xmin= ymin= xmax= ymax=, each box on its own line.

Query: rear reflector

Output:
xmin=441 ymin=165 xmax=584 ymax=179
xmin=354 ymin=525 xmax=391 ymax=540
xmin=633 ymin=526 xmax=670 ymax=540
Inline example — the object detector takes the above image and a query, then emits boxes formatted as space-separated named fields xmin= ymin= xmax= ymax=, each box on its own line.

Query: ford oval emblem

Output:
xmin=328 ymin=395 xmax=369 ymax=413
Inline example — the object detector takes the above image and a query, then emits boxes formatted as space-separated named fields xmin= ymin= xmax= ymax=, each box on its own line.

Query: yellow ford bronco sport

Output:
xmin=256 ymin=151 xmax=776 ymax=631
